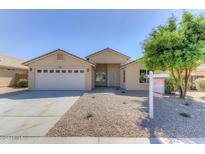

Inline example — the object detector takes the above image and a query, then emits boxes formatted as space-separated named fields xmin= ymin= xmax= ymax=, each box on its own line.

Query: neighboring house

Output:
xmin=191 ymin=64 xmax=205 ymax=79
xmin=23 ymin=48 xmax=148 ymax=90
xmin=190 ymin=64 xmax=205 ymax=87
xmin=0 ymin=54 xmax=28 ymax=87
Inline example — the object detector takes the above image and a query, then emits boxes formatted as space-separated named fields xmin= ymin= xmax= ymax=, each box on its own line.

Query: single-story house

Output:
xmin=191 ymin=64 xmax=205 ymax=79
xmin=23 ymin=48 xmax=149 ymax=90
xmin=0 ymin=54 xmax=28 ymax=87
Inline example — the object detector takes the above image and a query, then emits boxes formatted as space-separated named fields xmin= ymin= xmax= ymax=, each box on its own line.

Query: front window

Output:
xmin=43 ymin=70 xmax=48 ymax=73
xmin=50 ymin=70 xmax=54 ymax=73
xmin=139 ymin=69 xmax=149 ymax=83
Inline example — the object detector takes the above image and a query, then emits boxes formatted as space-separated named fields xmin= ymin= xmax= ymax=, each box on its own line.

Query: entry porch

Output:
xmin=94 ymin=64 xmax=120 ymax=87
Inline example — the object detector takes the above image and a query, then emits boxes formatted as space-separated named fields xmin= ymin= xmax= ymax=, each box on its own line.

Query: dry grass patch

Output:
xmin=86 ymin=111 xmax=96 ymax=119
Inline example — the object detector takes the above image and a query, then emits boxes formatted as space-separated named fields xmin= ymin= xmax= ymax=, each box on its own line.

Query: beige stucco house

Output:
xmin=0 ymin=54 xmax=28 ymax=87
xmin=23 ymin=48 xmax=149 ymax=90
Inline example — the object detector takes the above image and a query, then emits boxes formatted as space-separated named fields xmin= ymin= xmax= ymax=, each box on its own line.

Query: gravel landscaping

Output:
xmin=46 ymin=88 xmax=205 ymax=138
xmin=147 ymin=94 xmax=205 ymax=138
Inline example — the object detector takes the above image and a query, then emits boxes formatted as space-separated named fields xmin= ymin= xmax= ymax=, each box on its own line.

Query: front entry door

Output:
xmin=95 ymin=71 xmax=107 ymax=86
xmin=108 ymin=71 xmax=117 ymax=87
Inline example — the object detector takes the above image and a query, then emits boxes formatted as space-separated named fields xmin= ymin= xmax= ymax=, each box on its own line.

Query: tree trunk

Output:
xmin=170 ymin=67 xmax=193 ymax=99
xmin=179 ymin=85 xmax=186 ymax=99
xmin=170 ymin=68 xmax=188 ymax=99
xmin=182 ymin=67 xmax=192 ymax=99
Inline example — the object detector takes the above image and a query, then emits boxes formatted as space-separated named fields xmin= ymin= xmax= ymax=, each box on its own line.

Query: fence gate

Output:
xmin=15 ymin=73 xmax=28 ymax=86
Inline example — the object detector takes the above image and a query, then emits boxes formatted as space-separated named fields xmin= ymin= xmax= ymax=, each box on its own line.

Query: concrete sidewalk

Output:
xmin=0 ymin=87 xmax=28 ymax=98
xmin=0 ymin=137 xmax=162 ymax=144
xmin=0 ymin=137 xmax=204 ymax=144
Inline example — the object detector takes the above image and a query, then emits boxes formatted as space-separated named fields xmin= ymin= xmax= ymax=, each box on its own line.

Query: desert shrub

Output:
xmin=179 ymin=112 xmax=190 ymax=118
xmin=17 ymin=79 xmax=28 ymax=88
xmin=190 ymin=81 xmax=196 ymax=90
xmin=86 ymin=111 xmax=96 ymax=119
xmin=165 ymin=77 xmax=176 ymax=94
xmin=194 ymin=78 xmax=205 ymax=92
xmin=184 ymin=101 xmax=191 ymax=106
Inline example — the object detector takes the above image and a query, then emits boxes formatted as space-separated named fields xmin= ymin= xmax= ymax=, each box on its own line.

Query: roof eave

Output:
xmin=120 ymin=58 xmax=143 ymax=69
xmin=23 ymin=49 xmax=96 ymax=67
xmin=85 ymin=48 xmax=130 ymax=59
xmin=0 ymin=65 xmax=28 ymax=70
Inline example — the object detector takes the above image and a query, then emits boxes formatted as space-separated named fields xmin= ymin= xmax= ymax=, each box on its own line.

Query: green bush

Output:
xmin=194 ymin=78 xmax=205 ymax=92
xmin=17 ymin=79 xmax=28 ymax=88
xmin=190 ymin=81 xmax=196 ymax=90
xmin=165 ymin=77 xmax=176 ymax=94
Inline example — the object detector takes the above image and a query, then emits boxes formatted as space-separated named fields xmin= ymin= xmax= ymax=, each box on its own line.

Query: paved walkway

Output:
xmin=0 ymin=137 xmax=204 ymax=144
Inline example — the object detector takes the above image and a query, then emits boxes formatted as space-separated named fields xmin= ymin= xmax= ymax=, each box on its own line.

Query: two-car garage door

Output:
xmin=35 ymin=69 xmax=85 ymax=90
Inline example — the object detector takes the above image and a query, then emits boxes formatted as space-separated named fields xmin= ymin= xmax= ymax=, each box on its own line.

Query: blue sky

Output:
xmin=0 ymin=9 xmax=204 ymax=60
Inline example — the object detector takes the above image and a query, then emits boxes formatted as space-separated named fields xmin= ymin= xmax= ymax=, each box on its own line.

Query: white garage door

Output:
xmin=35 ymin=69 xmax=85 ymax=90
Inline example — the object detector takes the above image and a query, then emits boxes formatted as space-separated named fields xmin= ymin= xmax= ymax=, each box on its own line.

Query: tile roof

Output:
xmin=0 ymin=54 xmax=28 ymax=70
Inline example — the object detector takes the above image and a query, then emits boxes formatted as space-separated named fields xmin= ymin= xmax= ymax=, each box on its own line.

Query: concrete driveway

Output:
xmin=0 ymin=91 xmax=82 ymax=136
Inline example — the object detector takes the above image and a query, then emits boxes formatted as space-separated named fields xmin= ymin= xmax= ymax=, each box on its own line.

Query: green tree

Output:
xmin=143 ymin=11 xmax=205 ymax=98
